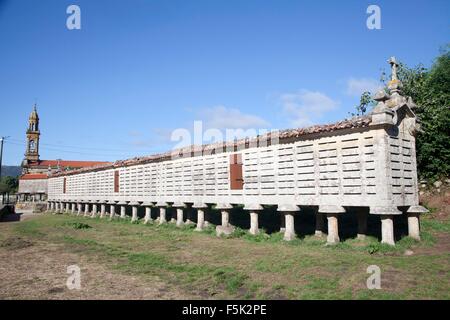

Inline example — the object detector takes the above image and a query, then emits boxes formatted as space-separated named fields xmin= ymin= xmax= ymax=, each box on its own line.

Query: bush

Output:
xmin=65 ymin=222 xmax=92 ymax=229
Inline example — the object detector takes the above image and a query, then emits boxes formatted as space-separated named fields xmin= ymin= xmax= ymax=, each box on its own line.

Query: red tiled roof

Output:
xmin=51 ymin=115 xmax=372 ymax=177
xmin=28 ymin=160 xmax=110 ymax=168
xmin=19 ymin=173 xmax=48 ymax=180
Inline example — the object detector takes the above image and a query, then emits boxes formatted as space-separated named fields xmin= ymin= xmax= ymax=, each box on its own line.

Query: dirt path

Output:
xmin=0 ymin=219 xmax=198 ymax=300
xmin=1 ymin=211 xmax=448 ymax=300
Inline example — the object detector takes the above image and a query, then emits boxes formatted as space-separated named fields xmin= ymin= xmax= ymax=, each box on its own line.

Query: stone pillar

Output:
xmin=65 ymin=202 xmax=70 ymax=213
xmin=142 ymin=202 xmax=153 ymax=224
xmin=370 ymin=207 xmax=402 ymax=246
xmin=278 ymin=205 xmax=300 ymax=241
xmin=77 ymin=202 xmax=82 ymax=216
xmin=117 ymin=201 xmax=127 ymax=218
xmin=100 ymin=203 xmax=106 ymax=218
xmin=319 ymin=205 xmax=345 ymax=245
xmin=315 ymin=213 xmax=325 ymax=237
xmin=407 ymin=206 xmax=428 ymax=241
xmin=130 ymin=202 xmax=139 ymax=222
xmin=91 ymin=203 xmax=98 ymax=218
xmin=71 ymin=203 xmax=76 ymax=214
xmin=109 ymin=203 xmax=116 ymax=220
xmin=221 ymin=210 xmax=230 ymax=227
xmin=326 ymin=214 xmax=340 ymax=244
xmin=193 ymin=203 xmax=208 ymax=231
xmin=50 ymin=201 xmax=55 ymax=212
xmin=172 ymin=202 xmax=186 ymax=227
xmin=215 ymin=203 xmax=234 ymax=236
xmin=175 ymin=208 xmax=183 ymax=227
xmin=245 ymin=204 xmax=263 ymax=236
xmin=46 ymin=202 xmax=50 ymax=212
xmin=160 ymin=207 xmax=167 ymax=224
xmin=249 ymin=212 xmax=259 ymax=235
xmin=407 ymin=213 xmax=420 ymax=241
xmin=380 ymin=215 xmax=395 ymax=246
xmin=84 ymin=203 xmax=90 ymax=216
xmin=196 ymin=209 xmax=205 ymax=231
xmin=357 ymin=211 xmax=368 ymax=240
xmin=120 ymin=205 xmax=126 ymax=218
xmin=156 ymin=202 xmax=168 ymax=225
xmin=283 ymin=213 xmax=296 ymax=241
xmin=59 ymin=202 xmax=64 ymax=214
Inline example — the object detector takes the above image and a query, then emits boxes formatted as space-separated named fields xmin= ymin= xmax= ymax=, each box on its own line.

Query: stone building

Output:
xmin=17 ymin=105 xmax=109 ymax=202
xmin=47 ymin=57 xmax=428 ymax=245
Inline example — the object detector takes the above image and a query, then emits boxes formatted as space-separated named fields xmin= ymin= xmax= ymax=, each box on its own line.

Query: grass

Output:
xmin=8 ymin=211 xmax=450 ymax=299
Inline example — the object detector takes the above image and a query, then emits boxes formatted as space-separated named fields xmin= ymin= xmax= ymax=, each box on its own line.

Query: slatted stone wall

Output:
xmin=49 ymin=126 xmax=396 ymax=207
xmin=387 ymin=114 xmax=418 ymax=206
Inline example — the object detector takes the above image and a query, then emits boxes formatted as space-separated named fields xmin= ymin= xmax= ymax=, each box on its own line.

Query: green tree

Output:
xmin=350 ymin=91 xmax=374 ymax=117
xmin=0 ymin=176 xmax=18 ymax=194
xmin=399 ymin=48 xmax=449 ymax=180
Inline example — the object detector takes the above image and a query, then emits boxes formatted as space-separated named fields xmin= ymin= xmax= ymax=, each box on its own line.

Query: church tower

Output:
xmin=25 ymin=104 xmax=40 ymax=163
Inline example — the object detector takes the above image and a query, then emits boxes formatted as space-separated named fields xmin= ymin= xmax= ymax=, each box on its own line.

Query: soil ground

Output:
xmin=0 ymin=191 xmax=448 ymax=300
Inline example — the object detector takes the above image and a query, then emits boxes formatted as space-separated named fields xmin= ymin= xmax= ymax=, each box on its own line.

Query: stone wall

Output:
xmin=18 ymin=179 xmax=47 ymax=195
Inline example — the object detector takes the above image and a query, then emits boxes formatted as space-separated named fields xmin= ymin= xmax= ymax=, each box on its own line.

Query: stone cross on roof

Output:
xmin=388 ymin=56 xmax=399 ymax=81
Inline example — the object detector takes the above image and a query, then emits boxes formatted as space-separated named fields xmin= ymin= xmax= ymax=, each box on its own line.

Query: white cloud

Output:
xmin=279 ymin=89 xmax=339 ymax=127
xmin=200 ymin=105 xmax=270 ymax=130
xmin=346 ymin=77 xmax=382 ymax=97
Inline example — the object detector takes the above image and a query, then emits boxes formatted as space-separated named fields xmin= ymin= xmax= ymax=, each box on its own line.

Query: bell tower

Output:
xmin=25 ymin=104 xmax=40 ymax=162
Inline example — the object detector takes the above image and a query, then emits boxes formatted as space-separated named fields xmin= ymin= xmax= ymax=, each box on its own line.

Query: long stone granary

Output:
xmin=46 ymin=57 xmax=428 ymax=245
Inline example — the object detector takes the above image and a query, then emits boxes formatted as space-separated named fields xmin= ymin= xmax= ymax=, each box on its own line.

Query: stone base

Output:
xmin=216 ymin=225 xmax=235 ymax=237
xmin=357 ymin=234 xmax=366 ymax=240
xmin=315 ymin=230 xmax=325 ymax=237
xmin=176 ymin=221 xmax=184 ymax=228
xmin=283 ymin=231 xmax=296 ymax=241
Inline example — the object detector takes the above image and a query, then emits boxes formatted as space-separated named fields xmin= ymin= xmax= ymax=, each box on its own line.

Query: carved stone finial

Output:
xmin=387 ymin=56 xmax=403 ymax=99
xmin=372 ymin=90 xmax=391 ymax=114
xmin=388 ymin=56 xmax=399 ymax=81
xmin=373 ymin=90 xmax=390 ymax=102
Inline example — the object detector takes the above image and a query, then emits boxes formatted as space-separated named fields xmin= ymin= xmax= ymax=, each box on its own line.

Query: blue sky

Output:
xmin=0 ymin=0 xmax=448 ymax=165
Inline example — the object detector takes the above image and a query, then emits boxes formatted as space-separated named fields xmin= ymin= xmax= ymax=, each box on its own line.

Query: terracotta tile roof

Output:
xmin=19 ymin=173 xmax=48 ymax=180
xmin=29 ymin=160 xmax=110 ymax=168
xmin=51 ymin=115 xmax=372 ymax=177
